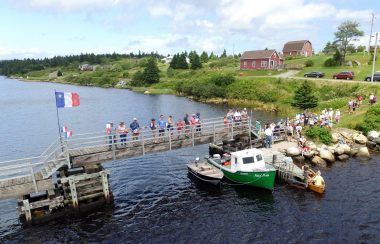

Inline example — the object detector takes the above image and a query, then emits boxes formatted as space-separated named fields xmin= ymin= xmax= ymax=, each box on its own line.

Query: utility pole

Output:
xmin=368 ymin=13 xmax=375 ymax=55
xmin=371 ymin=32 xmax=378 ymax=82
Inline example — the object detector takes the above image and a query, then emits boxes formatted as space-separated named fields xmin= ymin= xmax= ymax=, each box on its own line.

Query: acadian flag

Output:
xmin=55 ymin=91 xmax=80 ymax=108
xmin=61 ymin=126 xmax=73 ymax=138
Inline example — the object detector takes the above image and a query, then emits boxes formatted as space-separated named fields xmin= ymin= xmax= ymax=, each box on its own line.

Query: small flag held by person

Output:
xmin=55 ymin=91 xmax=80 ymax=108
xmin=60 ymin=126 xmax=73 ymax=138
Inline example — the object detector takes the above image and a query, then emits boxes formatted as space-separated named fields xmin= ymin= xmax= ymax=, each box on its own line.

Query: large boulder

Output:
xmin=337 ymin=154 xmax=349 ymax=161
xmin=293 ymin=156 xmax=306 ymax=164
xmin=303 ymin=150 xmax=315 ymax=159
xmin=286 ymin=147 xmax=301 ymax=156
xmin=367 ymin=131 xmax=379 ymax=141
xmin=350 ymin=148 xmax=359 ymax=157
xmin=307 ymin=141 xmax=317 ymax=150
xmin=319 ymin=149 xmax=335 ymax=163
xmin=341 ymin=131 xmax=352 ymax=140
xmin=311 ymin=156 xmax=327 ymax=167
xmin=339 ymin=144 xmax=351 ymax=154
xmin=366 ymin=141 xmax=377 ymax=150
xmin=334 ymin=146 xmax=345 ymax=155
xmin=356 ymin=147 xmax=371 ymax=159
xmin=373 ymin=137 xmax=380 ymax=145
xmin=353 ymin=133 xmax=368 ymax=144
xmin=331 ymin=133 xmax=340 ymax=143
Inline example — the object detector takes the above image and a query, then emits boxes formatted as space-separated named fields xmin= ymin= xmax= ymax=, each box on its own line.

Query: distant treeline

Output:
xmin=0 ymin=51 xmax=163 ymax=76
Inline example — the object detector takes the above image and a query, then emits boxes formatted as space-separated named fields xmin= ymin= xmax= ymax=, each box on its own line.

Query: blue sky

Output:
xmin=0 ymin=0 xmax=378 ymax=59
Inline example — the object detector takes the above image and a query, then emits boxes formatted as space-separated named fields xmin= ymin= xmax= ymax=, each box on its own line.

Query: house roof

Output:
xmin=240 ymin=50 xmax=278 ymax=60
xmin=283 ymin=40 xmax=310 ymax=52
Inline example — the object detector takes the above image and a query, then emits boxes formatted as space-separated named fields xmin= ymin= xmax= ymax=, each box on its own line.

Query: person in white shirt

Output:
xmin=264 ymin=124 xmax=273 ymax=148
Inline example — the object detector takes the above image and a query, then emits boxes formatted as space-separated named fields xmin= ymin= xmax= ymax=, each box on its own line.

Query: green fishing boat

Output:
xmin=207 ymin=148 xmax=276 ymax=190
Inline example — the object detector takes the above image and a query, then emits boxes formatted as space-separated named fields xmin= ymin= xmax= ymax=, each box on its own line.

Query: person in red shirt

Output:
xmin=176 ymin=120 xmax=184 ymax=138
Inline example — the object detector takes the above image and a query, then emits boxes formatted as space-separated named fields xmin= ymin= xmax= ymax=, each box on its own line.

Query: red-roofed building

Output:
xmin=240 ymin=49 xmax=283 ymax=70
xmin=282 ymin=40 xmax=313 ymax=57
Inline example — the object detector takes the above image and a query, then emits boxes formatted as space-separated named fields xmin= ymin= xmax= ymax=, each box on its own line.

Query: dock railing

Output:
xmin=0 ymin=117 xmax=252 ymax=187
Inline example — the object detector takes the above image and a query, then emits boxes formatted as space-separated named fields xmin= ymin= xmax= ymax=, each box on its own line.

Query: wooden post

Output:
xmin=68 ymin=178 xmax=78 ymax=208
xmin=191 ymin=125 xmax=195 ymax=147
xmin=272 ymin=154 xmax=277 ymax=164
xmin=111 ymin=135 xmax=116 ymax=160
xmin=213 ymin=123 xmax=216 ymax=143
xmin=142 ymin=131 xmax=145 ymax=155
xmin=100 ymin=171 xmax=110 ymax=203
xmin=29 ymin=162 xmax=38 ymax=193
xmin=248 ymin=117 xmax=252 ymax=148
xmin=23 ymin=199 xmax=32 ymax=223
xmin=169 ymin=131 xmax=172 ymax=151
xmin=231 ymin=121 xmax=234 ymax=139
xmin=64 ymin=140 xmax=71 ymax=169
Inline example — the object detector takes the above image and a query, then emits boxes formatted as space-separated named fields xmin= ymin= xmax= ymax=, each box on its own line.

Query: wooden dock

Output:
xmin=0 ymin=117 xmax=254 ymax=201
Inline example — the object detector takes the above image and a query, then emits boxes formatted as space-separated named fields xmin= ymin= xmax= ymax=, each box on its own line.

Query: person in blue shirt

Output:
xmin=158 ymin=115 xmax=167 ymax=141
xmin=130 ymin=118 xmax=140 ymax=141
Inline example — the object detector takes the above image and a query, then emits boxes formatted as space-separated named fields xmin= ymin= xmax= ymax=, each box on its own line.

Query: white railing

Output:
xmin=0 ymin=116 xmax=253 ymax=191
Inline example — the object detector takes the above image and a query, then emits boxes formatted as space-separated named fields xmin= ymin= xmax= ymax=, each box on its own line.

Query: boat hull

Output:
xmin=207 ymin=158 xmax=276 ymax=190
xmin=221 ymin=169 xmax=276 ymax=190
xmin=187 ymin=165 xmax=222 ymax=186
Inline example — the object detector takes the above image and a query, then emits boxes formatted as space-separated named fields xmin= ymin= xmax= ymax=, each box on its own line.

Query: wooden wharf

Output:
xmin=0 ymin=116 xmax=294 ymax=223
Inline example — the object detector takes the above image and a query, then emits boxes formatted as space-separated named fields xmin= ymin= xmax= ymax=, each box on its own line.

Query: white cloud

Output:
xmin=7 ymin=0 xmax=137 ymax=11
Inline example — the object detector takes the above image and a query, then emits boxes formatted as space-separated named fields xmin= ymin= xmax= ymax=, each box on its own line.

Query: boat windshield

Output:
xmin=256 ymin=154 xmax=263 ymax=161
xmin=242 ymin=157 xmax=255 ymax=164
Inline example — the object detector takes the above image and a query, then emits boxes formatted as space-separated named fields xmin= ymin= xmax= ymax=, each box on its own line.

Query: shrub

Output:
xmin=324 ymin=58 xmax=338 ymax=67
xmin=356 ymin=103 xmax=380 ymax=134
xmin=130 ymin=71 xmax=145 ymax=87
xmin=305 ymin=126 xmax=332 ymax=145
xmin=305 ymin=60 xmax=314 ymax=67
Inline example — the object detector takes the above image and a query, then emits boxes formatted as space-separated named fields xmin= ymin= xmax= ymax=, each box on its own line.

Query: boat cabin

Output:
xmin=229 ymin=149 xmax=266 ymax=172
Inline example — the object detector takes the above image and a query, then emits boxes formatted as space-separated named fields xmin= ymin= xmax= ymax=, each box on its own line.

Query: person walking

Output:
xmin=264 ymin=124 xmax=273 ymax=148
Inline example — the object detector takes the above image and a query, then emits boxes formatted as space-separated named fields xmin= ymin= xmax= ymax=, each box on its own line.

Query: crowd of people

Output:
xmin=105 ymin=113 xmax=203 ymax=146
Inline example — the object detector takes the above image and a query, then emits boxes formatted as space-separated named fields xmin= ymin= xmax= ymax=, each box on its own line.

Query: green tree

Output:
xmin=190 ymin=51 xmax=202 ymax=70
xmin=177 ymin=53 xmax=189 ymax=69
xmin=334 ymin=21 xmax=364 ymax=64
xmin=57 ymin=70 xmax=63 ymax=76
xmin=169 ymin=54 xmax=178 ymax=69
xmin=291 ymin=81 xmax=318 ymax=110
xmin=143 ymin=57 xmax=160 ymax=84
xmin=322 ymin=41 xmax=338 ymax=54
xmin=221 ymin=49 xmax=227 ymax=58
xmin=131 ymin=70 xmax=145 ymax=86
xmin=200 ymin=51 xmax=209 ymax=63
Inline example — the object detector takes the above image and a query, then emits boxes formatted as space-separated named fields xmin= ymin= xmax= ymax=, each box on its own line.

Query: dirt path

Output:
xmin=274 ymin=70 xmax=300 ymax=78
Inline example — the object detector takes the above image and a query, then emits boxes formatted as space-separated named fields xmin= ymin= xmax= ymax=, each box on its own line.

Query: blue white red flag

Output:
xmin=60 ymin=126 xmax=72 ymax=138
xmin=55 ymin=92 xmax=80 ymax=108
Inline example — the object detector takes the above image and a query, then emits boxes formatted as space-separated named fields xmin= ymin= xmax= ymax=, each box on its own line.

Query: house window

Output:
xmin=261 ymin=61 xmax=267 ymax=67
xmin=252 ymin=61 xmax=256 ymax=68
xmin=243 ymin=61 xmax=247 ymax=68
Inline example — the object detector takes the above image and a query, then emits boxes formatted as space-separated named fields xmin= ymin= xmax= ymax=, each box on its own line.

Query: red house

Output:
xmin=282 ymin=40 xmax=313 ymax=57
xmin=240 ymin=50 xmax=283 ymax=70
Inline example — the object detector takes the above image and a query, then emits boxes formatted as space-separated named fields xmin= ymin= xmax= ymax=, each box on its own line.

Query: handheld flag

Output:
xmin=55 ymin=92 xmax=80 ymax=108
xmin=60 ymin=126 xmax=72 ymax=138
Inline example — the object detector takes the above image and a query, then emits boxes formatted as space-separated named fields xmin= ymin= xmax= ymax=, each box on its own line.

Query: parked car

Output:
xmin=364 ymin=72 xmax=380 ymax=81
xmin=304 ymin=71 xmax=325 ymax=78
xmin=332 ymin=71 xmax=354 ymax=80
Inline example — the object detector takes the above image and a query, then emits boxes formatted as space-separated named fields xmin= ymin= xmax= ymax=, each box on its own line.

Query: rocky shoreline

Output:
xmin=284 ymin=129 xmax=377 ymax=167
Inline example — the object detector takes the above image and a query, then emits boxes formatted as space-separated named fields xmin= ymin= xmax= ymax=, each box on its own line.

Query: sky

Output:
xmin=0 ymin=0 xmax=379 ymax=60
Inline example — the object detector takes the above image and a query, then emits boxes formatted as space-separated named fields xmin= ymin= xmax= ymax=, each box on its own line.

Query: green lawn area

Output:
xmin=286 ymin=52 xmax=380 ymax=81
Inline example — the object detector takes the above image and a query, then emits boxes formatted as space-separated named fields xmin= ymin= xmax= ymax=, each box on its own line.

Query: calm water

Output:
xmin=0 ymin=77 xmax=379 ymax=243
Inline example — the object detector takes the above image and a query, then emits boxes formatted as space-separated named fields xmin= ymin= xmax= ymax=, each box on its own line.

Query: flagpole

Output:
xmin=55 ymin=90 xmax=64 ymax=152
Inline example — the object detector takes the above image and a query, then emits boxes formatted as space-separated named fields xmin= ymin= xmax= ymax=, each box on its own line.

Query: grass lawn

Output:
xmin=286 ymin=52 xmax=380 ymax=81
